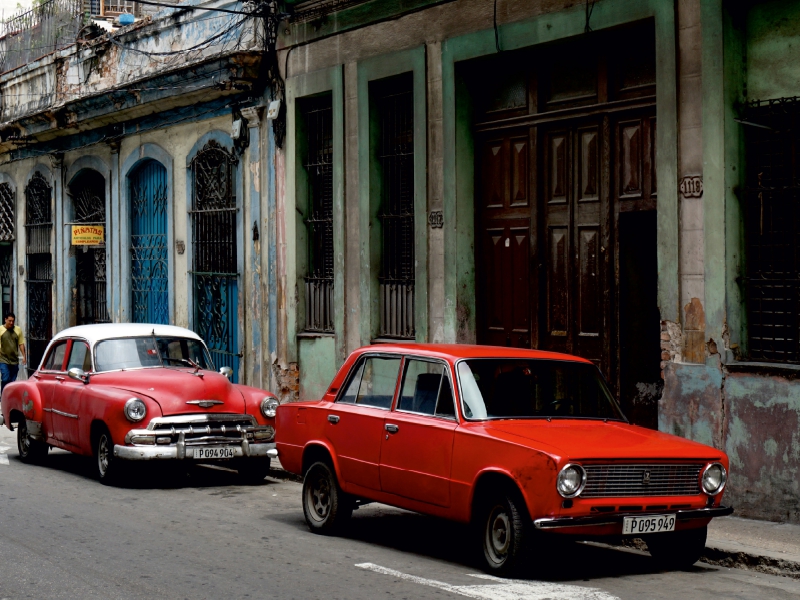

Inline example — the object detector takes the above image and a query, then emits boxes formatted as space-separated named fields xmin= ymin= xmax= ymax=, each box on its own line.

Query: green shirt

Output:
xmin=0 ymin=326 xmax=25 ymax=365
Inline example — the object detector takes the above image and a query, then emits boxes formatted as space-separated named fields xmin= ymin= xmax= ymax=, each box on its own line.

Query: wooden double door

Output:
xmin=476 ymin=110 xmax=658 ymax=412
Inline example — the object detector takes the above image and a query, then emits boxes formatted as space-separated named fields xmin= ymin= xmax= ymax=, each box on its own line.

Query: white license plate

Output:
xmin=193 ymin=447 xmax=237 ymax=460
xmin=622 ymin=514 xmax=676 ymax=535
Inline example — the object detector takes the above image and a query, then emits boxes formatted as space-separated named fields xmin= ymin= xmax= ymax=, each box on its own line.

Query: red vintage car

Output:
xmin=1 ymin=323 xmax=278 ymax=484
xmin=275 ymin=344 xmax=732 ymax=574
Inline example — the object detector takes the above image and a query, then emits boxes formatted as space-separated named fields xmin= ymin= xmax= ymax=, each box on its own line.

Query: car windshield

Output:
xmin=457 ymin=359 xmax=625 ymax=421
xmin=94 ymin=336 xmax=214 ymax=372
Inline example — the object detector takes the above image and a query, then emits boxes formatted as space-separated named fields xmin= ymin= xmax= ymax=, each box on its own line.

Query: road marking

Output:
xmin=355 ymin=563 xmax=620 ymax=600
xmin=0 ymin=455 xmax=8 ymax=465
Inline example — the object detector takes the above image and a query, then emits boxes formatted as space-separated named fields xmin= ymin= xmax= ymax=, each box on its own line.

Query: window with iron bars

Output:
xmin=743 ymin=96 xmax=800 ymax=362
xmin=301 ymin=95 xmax=334 ymax=333
xmin=375 ymin=74 xmax=415 ymax=339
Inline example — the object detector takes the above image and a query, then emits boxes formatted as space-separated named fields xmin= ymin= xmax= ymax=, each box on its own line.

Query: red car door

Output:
xmin=52 ymin=340 xmax=92 ymax=447
xmin=380 ymin=358 xmax=458 ymax=507
xmin=37 ymin=340 xmax=69 ymax=443
xmin=324 ymin=355 xmax=402 ymax=492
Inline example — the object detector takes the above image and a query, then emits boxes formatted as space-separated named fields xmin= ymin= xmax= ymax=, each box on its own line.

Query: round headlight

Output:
xmin=557 ymin=463 xmax=586 ymax=498
xmin=261 ymin=396 xmax=279 ymax=419
xmin=701 ymin=463 xmax=727 ymax=495
xmin=124 ymin=397 xmax=147 ymax=422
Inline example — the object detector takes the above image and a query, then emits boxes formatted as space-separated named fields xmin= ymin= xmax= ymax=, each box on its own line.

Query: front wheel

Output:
xmin=95 ymin=427 xmax=120 ymax=485
xmin=646 ymin=525 xmax=707 ymax=570
xmin=237 ymin=458 xmax=271 ymax=484
xmin=302 ymin=461 xmax=353 ymax=534
xmin=16 ymin=420 xmax=48 ymax=464
xmin=480 ymin=492 xmax=529 ymax=575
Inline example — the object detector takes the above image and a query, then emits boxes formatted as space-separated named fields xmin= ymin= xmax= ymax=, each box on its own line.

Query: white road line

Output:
xmin=355 ymin=562 xmax=620 ymax=600
xmin=0 ymin=454 xmax=8 ymax=465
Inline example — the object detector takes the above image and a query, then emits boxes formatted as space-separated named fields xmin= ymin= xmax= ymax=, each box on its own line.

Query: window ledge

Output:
xmin=371 ymin=337 xmax=416 ymax=344
xmin=725 ymin=360 xmax=800 ymax=375
xmin=297 ymin=331 xmax=335 ymax=339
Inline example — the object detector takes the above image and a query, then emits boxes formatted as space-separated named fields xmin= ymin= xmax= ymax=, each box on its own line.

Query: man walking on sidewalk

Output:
xmin=0 ymin=312 xmax=26 ymax=392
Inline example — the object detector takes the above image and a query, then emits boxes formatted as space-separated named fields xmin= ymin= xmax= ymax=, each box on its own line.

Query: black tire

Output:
xmin=480 ymin=491 xmax=529 ymax=575
xmin=302 ymin=461 xmax=353 ymax=534
xmin=16 ymin=420 xmax=48 ymax=464
xmin=237 ymin=458 xmax=271 ymax=484
xmin=95 ymin=427 xmax=120 ymax=485
xmin=646 ymin=525 xmax=707 ymax=570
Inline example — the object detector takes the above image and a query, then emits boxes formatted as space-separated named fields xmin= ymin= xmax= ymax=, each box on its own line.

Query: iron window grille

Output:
xmin=376 ymin=75 xmax=415 ymax=339
xmin=743 ymin=96 xmax=800 ymax=362
xmin=25 ymin=173 xmax=53 ymax=373
xmin=0 ymin=183 xmax=14 ymax=319
xmin=302 ymin=95 xmax=334 ymax=333
xmin=190 ymin=140 xmax=240 ymax=379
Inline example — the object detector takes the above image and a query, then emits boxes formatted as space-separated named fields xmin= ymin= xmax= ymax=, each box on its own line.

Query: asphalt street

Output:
xmin=0 ymin=427 xmax=798 ymax=600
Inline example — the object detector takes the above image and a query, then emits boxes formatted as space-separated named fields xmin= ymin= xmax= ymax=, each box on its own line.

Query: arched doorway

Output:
xmin=68 ymin=169 xmax=109 ymax=325
xmin=25 ymin=172 xmax=53 ymax=373
xmin=129 ymin=160 xmax=169 ymax=324
xmin=190 ymin=140 xmax=239 ymax=381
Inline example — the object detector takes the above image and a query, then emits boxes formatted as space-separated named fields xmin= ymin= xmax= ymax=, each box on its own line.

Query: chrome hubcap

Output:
xmin=306 ymin=472 xmax=331 ymax=522
xmin=98 ymin=434 xmax=110 ymax=476
xmin=485 ymin=506 xmax=511 ymax=564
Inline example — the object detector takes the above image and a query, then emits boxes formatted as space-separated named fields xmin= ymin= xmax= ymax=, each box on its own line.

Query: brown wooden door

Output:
xmin=540 ymin=121 xmax=610 ymax=375
xmin=475 ymin=132 xmax=534 ymax=348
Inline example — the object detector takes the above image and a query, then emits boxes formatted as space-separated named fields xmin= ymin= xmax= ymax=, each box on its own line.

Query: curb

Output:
xmin=702 ymin=544 xmax=800 ymax=580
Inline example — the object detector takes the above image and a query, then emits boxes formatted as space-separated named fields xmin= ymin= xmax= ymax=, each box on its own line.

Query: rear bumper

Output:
xmin=114 ymin=441 xmax=276 ymax=461
xmin=533 ymin=505 xmax=733 ymax=530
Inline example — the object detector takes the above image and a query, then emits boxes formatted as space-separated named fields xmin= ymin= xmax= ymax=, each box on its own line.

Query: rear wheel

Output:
xmin=16 ymin=420 xmax=48 ymax=463
xmin=302 ymin=461 xmax=352 ymax=534
xmin=95 ymin=427 xmax=120 ymax=485
xmin=237 ymin=458 xmax=271 ymax=484
xmin=480 ymin=491 xmax=529 ymax=575
xmin=646 ymin=525 xmax=707 ymax=570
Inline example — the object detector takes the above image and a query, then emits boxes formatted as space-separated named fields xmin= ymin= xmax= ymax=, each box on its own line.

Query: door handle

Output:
xmin=55 ymin=376 xmax=65 ymax=381
xmin=385 ymin=423 xmax=399 ymax=433
xmin=327 ymin=414 xmax=340 ymax=424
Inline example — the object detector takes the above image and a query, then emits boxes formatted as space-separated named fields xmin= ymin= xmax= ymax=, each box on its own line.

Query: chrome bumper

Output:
xmin=533 ymin=505 xmax=734 ymax=530
xmin=114 ymin=441 xmax=276 ymax=461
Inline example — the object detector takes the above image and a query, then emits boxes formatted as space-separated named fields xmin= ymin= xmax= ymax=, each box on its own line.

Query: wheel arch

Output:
xmin=89 ymin=419 xmax=110 ymax=451
xmin=470 ymin=469 xmax=530 ymax=524
xmin=301 ymin=442 xmax=341 ymax=479
xmin=2 ymin=381 xmax=44 ymax=427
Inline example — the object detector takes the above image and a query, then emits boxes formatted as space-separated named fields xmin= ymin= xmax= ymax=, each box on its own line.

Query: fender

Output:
xmin=302 ymin=440 xmax=345 ymax=484
xmin=1 ymin=381 xmax=44 ymax=433
xmin=234 ymin=383 xmax=278 ymax=427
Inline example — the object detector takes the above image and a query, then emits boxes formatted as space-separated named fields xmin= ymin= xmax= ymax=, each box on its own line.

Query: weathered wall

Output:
xmin=746 ymin=0 xmax=800 ymax=101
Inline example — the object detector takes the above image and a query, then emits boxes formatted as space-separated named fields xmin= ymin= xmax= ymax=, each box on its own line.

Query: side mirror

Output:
xmin=219 ymin=366 xmax=233 ymax=379
xmin=68 ymin=367 xmax=90 ymax=384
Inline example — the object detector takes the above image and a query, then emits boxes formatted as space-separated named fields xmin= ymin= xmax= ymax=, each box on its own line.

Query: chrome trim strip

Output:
xmin=186 ymin=400 xmax=225 ymax=407
xmin=114 ymin=442 xmax=275 ymax=460
xmin=533 ymin=506 xmax=734 ymax=530
xmin=43 ymin=408 xmax=78 ymax=419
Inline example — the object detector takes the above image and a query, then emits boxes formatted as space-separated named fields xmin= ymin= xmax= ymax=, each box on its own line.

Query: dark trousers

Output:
xmin=0 ymin=363 xmax=19 ymax=392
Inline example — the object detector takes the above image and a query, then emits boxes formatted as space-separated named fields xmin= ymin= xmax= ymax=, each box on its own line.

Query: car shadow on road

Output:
xmin=11 ymin=449 xmax=283 ymax=490
xmin=292 ymin=505 xmax=714 ymax=582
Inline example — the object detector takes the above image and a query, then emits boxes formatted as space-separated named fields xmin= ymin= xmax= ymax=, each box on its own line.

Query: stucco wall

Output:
xmin=746 ymin=0 xmax=800 ymax=101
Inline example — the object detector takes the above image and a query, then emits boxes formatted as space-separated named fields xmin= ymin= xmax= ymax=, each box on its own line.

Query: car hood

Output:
xmin=478 ymin=419 xmax=723 ymax=461
xmin=91 ymin=368 xmax=245 ymax=415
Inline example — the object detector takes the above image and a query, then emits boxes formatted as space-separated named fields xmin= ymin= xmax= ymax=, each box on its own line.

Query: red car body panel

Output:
xmin=277 ymin=344 xmax=730 ymax=536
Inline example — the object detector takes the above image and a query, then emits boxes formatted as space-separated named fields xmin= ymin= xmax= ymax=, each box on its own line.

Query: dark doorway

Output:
xmin=68 ymin=170 xmax=109 ymax=325
xmin=618 ymin=211 xmax=661 ymax=428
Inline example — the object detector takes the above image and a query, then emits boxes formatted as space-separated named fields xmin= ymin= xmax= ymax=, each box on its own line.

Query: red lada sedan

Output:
xmin=1 ymin=324 xmax=278 ymax=484
xmin=275 ymin=344 xmax=731 ymax=574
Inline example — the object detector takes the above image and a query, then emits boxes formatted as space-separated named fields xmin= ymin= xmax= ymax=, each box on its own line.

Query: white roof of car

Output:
xmin=52 ymin=323 xmax=203 ymax=346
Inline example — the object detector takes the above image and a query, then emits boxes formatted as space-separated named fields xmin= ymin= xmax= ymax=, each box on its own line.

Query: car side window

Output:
xmin=356 ymin=357 xmax=401 ymax=409
xmin=338 ymin=360 xmax=365 ymax=404
xmin=398 ymin=359 xmax=456 ymax=418
xmin=43 ymin=341 xmax=68 ymax=371
xmin=66 ymin=341 xmax=92 ymax=373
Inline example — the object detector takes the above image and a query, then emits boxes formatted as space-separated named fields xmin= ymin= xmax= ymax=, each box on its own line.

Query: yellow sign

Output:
xmin=71 ymin=225 xmax=105 ymax=246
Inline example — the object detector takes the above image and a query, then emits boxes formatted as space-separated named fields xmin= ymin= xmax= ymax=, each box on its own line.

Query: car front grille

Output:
xmin=582 ymin=463 xmax=703 ymax=498
xmin=148 ymin=414 xmax=263 ymax=446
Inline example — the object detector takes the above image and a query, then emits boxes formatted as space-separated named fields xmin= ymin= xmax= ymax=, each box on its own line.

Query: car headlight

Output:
xmin=557 ymin=463 xmax=586 ymax=498
xmin=124 ymin=398 xmax=147 ymax=422
xmin=701 ymin=463 xmax=727 ymax=495
xmin=261 ymin=396 xmax=279 ymax=419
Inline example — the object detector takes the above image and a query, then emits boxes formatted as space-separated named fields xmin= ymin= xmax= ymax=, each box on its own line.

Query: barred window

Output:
xmin=743 ymin=97 xmax=800 ymax=362
xmin=302 ymin=95 xmax=334 ymax=333
xmin=375 ymin=74 xmax=415 ymax=339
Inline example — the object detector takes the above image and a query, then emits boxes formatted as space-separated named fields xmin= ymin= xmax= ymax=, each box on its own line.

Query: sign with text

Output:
xmin=71 ymin=225 xmax=104 ymax=246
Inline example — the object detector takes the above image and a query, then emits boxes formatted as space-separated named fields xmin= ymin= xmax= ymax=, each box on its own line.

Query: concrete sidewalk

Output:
xmin=703 ymin=516 xmax=800 ymax=579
